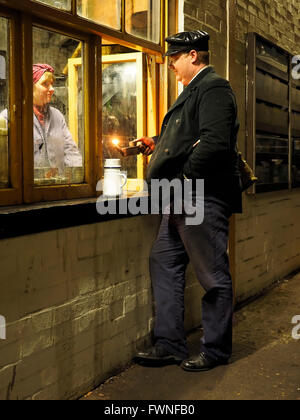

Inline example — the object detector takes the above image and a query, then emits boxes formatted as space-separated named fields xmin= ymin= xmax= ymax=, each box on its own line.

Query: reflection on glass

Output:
xmin=126 ymin=0 xmax=160 ymax=43
xmin=0 ymin=17 xmax=9 ymax=189
xmin=33 ymin=0 xmax=71 ymax=10
xmin=32 ymin=27 xmax=84 ymax=186
xmin=77 ymin=0 xmax=121 ymax=30
xmin=102 ymin=59 xmax=138 ymax=179
xmin=255 ymin=135 xmax=288 ymax=185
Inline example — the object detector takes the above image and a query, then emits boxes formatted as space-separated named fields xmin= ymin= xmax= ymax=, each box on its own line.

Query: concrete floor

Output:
xmin=81 ymin=272 xmax=300 ymax=401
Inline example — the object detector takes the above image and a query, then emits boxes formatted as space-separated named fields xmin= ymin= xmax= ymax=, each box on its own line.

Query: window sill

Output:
xmin=0 ymin=193 xmax=150 ymax=240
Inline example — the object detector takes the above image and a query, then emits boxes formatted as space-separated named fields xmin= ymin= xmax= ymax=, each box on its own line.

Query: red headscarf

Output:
xmin=33 ymin=64 xmax=54 ymax=126
xmin=33 ymin=63 xmax=54 ymax=84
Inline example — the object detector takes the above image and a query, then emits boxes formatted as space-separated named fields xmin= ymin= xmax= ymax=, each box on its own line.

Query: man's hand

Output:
xmin=131 ymin=137 xmax=155 ymax=156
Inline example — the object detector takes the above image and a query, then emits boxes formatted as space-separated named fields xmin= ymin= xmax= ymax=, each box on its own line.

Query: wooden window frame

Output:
xmin=22 ymin=16 xmax=100 ymax=203
xmin=101 ymin=52 xmax=146 ymax=192
xmin=0 ymin=7 xmax=23 ymax=206
xmin=0 ymin=0 xmax=169 ymax=207
xmin=69 ymin=51 xmax=147 ymax=192
xmin=246 ymin=32 xmax=300 ymax=194
xmin=0 ymin=0 xmax=166 ymax=57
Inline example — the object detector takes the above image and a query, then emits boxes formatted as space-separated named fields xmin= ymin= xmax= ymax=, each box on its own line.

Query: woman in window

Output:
xmin=0 ymin=63 xmax=82 ymax=174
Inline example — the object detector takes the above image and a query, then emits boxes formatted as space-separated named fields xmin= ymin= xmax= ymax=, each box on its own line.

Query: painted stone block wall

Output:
xmin=234 ymin=0 xmax=300 ymax=300
xmin=184 ymin=0 xmax=300 ymax=301
xmin=0 ymin=215 xmax=202 ymax=400
xmin=183 ymin=0 xmax=227 ymax=77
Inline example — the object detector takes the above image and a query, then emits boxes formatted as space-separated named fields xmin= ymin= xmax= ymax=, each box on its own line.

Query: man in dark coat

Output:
xmin=134 ymin=30 xmax=242 ymax=371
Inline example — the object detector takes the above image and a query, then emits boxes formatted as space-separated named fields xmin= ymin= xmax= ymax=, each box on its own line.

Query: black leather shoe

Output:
xmin=134 ymin=345 xmax=183 ymax=365
xmin=181 ymin=352 xmax=228 ymax=372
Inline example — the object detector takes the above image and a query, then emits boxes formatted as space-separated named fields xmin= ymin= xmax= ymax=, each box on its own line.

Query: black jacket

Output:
xmin=146 ymin=66 xmax=242 ymax=213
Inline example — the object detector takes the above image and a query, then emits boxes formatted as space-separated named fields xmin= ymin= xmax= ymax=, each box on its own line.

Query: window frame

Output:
xmin=101 ymin=52 xmax=146 ymax=191
xmin=124 ymin=0 xmax=162 ymax=45
xmin=0 ymin=0 xmax=167 ymax=207
xmin=0 ymin=6 xmax=23 ymax=206
xmin=2 ymin=0 xmax=165 ymax=56
xmin=21 ymin=15 xmax=100 ymax=203
xmin=246 ymin=32 xmax=299 ymax=194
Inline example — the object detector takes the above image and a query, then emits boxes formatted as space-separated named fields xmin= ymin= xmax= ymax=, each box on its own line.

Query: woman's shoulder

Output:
xmin=48 ymin=106 xmax=66 ymax=121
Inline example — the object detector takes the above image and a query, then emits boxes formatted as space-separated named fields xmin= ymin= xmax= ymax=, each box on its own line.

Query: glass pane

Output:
xmin=256 ymin=135 xmax=289 ymax=185
xmin=102 ymin=49 xmax=140 ymax=179
xmin=33 ymin=27 xmax=84 ymax=186
xmin=33 ymin=0 xmax=71 ymax=11
xmin=126 ymin=0 xmax=160 ymax=44
xmin=77 ymin=0 xmax=121 ymax=30
xmin=256 ymin=38 xmax=288 ymax=73
xmin=0 ymin=17 xmax=10 ymax=189
xmin=255 ymin=36 xmax=290 ymax=192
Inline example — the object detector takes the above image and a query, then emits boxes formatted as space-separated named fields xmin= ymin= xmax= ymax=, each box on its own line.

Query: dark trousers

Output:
xmin=149 ymin=195 xmax=233 ymax=361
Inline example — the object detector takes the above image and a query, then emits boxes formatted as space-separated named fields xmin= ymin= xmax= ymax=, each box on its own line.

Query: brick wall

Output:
xmin=236 ymin=0 xmax=300 ymax=54
xmin=183 ymin=0 xmax=300 ymax=302
xmin=234 ymin=0 xmax=300 ymax=300
xmin=0 ymin=216 xmax=203 ymax=400
xmin=236 ymin=193 xmax=300 ymax=301
xmin=183 ymin=0 xmax=227 ymax=77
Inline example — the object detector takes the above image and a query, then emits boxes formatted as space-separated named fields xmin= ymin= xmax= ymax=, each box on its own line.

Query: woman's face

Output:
xmin=33 ymin=72 xmax=54 ymax=107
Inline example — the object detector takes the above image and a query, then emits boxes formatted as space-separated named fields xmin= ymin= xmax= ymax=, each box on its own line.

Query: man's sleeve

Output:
xmin=182 ymin=86 xmax=236 ymax=179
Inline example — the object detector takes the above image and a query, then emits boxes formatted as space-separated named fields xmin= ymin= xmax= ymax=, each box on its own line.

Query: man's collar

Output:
xmin=188 ymin=65 xmax=209 ymax=85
